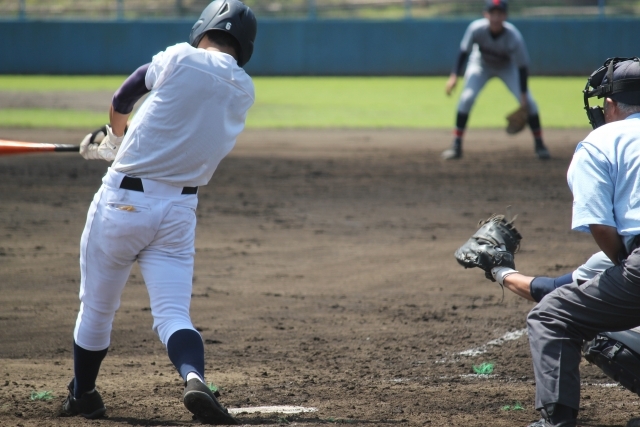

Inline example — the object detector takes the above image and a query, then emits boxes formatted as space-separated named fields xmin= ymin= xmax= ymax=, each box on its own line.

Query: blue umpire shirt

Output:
xmin=568 ymin=112 xmax=640 ymax=250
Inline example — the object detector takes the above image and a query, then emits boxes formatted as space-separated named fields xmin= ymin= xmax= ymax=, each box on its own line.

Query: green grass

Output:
xmin=0 ymin=109 xmax=107 ymax=129
xmin=0 ymin=75 xmax=590 ymax=129
xmin=472 ymin=362 xmax=494 ymax=375
xmin=501 ymin=402 xmax=525 ymax=411
xmin=29 ymin=390 xmax=54 ymax=401
xmin=0 ymin=75 xmax=125 ymax=91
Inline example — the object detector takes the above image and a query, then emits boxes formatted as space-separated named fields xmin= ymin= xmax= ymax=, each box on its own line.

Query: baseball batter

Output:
xmin=60 ymin=1 xmax=256 ymax=423
xmin=443 ymin=0 xmax=550 ymax=160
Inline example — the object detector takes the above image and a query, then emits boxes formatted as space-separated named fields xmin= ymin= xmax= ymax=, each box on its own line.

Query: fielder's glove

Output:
xmin=505 ymin=106 xmax=528 ymax=135
xmin=79 ymin=124 xmax=124 ymax=161
xmin=454 ymin=213 xmax=522 ymax=282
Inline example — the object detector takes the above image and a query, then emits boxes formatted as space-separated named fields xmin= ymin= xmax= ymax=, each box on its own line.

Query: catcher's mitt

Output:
xmin=454 ymin=213 xmax=522 ymax=281
xmin=505 ymin=106 xmax=528 ymax=134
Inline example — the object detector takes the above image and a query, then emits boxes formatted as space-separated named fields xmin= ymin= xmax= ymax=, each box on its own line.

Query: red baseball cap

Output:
xmin=485 ymin=0 xmax=507 ymax=12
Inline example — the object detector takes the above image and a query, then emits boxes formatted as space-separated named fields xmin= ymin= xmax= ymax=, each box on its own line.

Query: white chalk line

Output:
xmin=457 ymin=328 xmax=528 ymax=357
xmin=228 ymin=405 xmax=318 ymax=415
xmin=389 ymin=376 xmax=622 ymax=388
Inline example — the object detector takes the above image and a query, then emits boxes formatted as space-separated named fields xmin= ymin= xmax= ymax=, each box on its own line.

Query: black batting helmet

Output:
xmin=189 ymin=0 xmax=257 ymax=67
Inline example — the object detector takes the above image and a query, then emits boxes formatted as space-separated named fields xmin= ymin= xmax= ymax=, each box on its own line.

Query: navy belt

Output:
xmin=120 ymin=176 xmax=198 ymax=195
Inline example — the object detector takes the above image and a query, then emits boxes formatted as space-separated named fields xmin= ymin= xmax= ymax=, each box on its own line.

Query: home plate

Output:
xmin=228 ymin=405 xmax=318 ymax=415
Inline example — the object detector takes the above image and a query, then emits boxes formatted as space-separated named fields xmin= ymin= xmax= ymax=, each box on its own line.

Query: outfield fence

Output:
xmin=1 ymin=17 xmax=638 ymax=75
xmin=0 ymin=0 xmax=638 ymax=20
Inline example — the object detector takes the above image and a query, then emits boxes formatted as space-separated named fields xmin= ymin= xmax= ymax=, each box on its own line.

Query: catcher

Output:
xmin=456 ymin=210 xmax=640 ymax=427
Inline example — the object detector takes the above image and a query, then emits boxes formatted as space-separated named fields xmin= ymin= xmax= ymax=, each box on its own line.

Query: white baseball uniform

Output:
xmin=74 ymin=42 xmax=255 ymax=351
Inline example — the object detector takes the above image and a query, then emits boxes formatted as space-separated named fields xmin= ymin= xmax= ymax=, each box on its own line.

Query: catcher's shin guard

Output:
xmin=583 ymin=331 xmax=640 ymax=395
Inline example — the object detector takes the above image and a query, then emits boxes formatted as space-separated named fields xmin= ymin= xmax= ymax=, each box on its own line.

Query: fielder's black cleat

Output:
xmin=60 ymin=379 xmax=106 ymax=419
xmin=535 ymin=144 xmax=551 ymax=160
xmin=183 ymin=379 xmax=238 ymax=425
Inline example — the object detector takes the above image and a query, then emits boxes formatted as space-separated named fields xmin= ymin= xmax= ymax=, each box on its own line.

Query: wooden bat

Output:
xmin=0 ymin=139 xmax=80 ymax=156
xmin=0 ymin=126 xmax=108 ymax=156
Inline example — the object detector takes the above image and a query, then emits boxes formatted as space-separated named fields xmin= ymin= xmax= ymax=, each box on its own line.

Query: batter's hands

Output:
xmin=79 ymin=125 xmax=124 ymax=161
xmin=445 ymin=74 xmax=458 ymax=96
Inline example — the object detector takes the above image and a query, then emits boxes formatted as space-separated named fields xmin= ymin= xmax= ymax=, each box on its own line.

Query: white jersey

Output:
xmin=461 ymin=18 xmax=529 ymax=69
xmin=112 ymin=42 xmax=255 ymax=188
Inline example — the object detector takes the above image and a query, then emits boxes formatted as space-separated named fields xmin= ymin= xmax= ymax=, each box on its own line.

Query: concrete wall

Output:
xmin=0 ymin=18 xmax=638 ymax=75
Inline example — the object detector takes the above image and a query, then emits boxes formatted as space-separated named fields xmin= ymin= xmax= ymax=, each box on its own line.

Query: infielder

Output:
xmin=524 ymin=58 xmax=640 ymax=427
xmin=60 ymin=0 xmax=256 ymax=423
xmin=443 ymin=0 xmax=550 ymax=160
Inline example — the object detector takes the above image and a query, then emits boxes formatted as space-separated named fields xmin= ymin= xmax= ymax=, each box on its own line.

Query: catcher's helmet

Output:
xmin=189 ymin=0 xmax=257 ymax=67
xmin=584 ymin=57 xmax=640 ymax=129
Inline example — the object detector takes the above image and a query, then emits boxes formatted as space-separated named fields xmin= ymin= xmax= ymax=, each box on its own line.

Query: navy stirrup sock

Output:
xmin=167 ymin=329 xmax=205 ymax=381
xmin=73 ymin=342 xmax=108 ymax=398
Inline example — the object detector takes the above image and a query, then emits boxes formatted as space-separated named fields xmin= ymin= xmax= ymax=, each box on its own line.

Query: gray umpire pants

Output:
xmin=527 ymin=248 xmax=640 ymax=411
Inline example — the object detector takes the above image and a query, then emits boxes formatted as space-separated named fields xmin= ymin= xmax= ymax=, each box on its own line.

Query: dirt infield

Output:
xmin=1 ymin=127 xmax=638 ymax=427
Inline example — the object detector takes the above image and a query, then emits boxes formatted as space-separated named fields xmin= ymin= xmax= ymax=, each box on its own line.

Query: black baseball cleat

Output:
xmin=183 ymin=379 xmax=238 ymax=425
xmin=441 ymin=146 xmax=462 ymax=160
xmin=535 ymin=144 xmax=551 ymax=160
xmin=60 ymin=379 xmax=106 ymax=419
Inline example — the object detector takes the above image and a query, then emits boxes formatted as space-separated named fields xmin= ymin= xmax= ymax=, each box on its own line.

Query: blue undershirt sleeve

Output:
xmin=530 ymin=273 xmax=574 ymax=302
xmin=112 ymin=63 xmax=151 ymax=115
xmin=453 ymin=51 xmax=469 ymax=76
xmin=518 ymin=66 xmax=528 ymax=94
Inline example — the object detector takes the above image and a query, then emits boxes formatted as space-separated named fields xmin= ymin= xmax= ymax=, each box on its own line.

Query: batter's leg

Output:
xmin=527 ymin=251 xmax=640 ymax=425
xmin=499 ymin=64 xmax=550 ymax=159
xmin=442 ymin=60 xmax=491 ymax=160
xmin=68 ymin=184 xmax=155 ymax=417
xmin=138 ymin=199 xmax=237 ymax=424
xmin=136 ymin=200 xmax=202 ymax=379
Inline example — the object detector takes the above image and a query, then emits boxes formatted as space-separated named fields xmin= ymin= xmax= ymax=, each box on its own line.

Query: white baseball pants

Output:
xmin=74 ymin=168 xmax=199 ymax=351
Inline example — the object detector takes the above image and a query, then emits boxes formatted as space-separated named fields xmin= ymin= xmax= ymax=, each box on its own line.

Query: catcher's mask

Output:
xmin=584 ymin=57 xmax=640 ymax=129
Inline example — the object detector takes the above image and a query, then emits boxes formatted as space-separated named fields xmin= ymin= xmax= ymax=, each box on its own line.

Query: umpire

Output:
xmin=526 ymin=58 xmax=640 ymax=427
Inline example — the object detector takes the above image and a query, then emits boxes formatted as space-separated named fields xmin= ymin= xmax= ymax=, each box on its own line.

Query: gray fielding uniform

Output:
xmin=457 ymin=18 xmax=538 ymax=114
xmin=527 ymin=115 xmax=640 ymax=411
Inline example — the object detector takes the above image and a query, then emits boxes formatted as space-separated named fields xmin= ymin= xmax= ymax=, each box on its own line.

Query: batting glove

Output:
xmin=79 ymin=125 xmax=124 ymax=161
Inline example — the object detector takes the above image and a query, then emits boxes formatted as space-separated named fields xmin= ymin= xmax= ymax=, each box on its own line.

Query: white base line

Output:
xmin=228 ymin=406 xmax=318 ymax=415
xmin=457 ymin=328 xmax=528 ymax=357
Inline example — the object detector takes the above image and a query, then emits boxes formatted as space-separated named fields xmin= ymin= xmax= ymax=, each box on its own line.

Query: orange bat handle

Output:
xmin=0 ymin=140 xmax=79 ymax=156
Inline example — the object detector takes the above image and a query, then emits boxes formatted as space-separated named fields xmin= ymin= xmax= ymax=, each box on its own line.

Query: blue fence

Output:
xmin=0 ymin=18 xmax=638 ymax=75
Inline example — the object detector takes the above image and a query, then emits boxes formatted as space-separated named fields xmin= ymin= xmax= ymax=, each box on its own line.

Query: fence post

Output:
xmin=404 ymin=0 xmax=412 ymax=19
xmin=117 ymin=0 xmax=124 ymax=20
xmin=18 ymin=0 xmax=26 ymax=19
xmin=598 ymin=0 xmax=605 ymax=17
xmin=308 ymin=0 xmax=316 ymax=19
